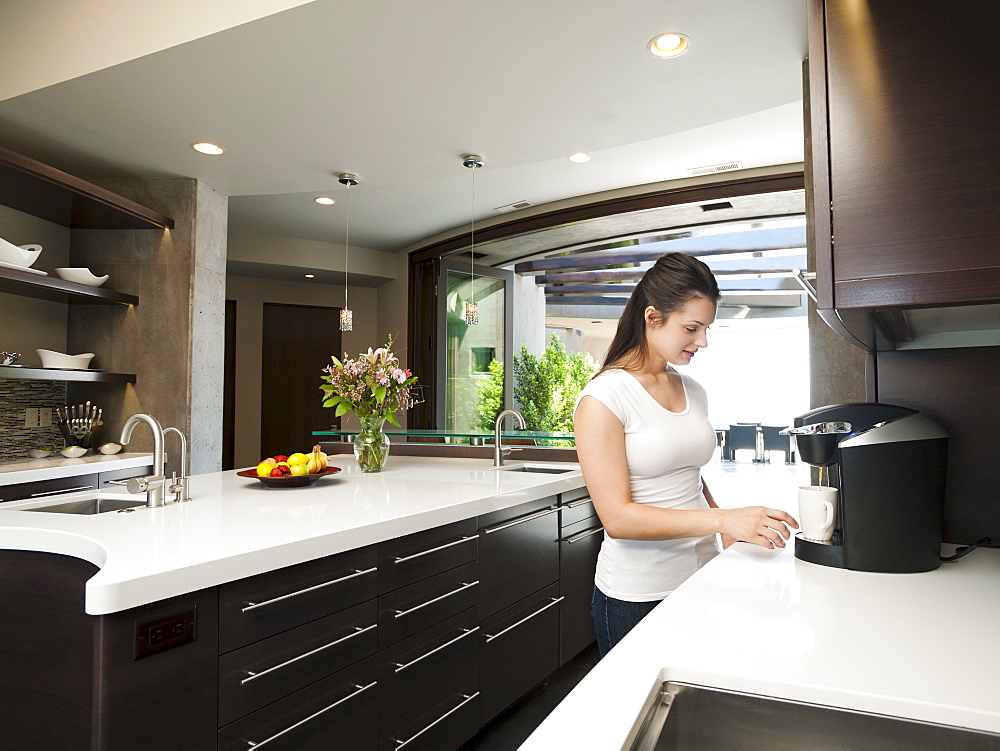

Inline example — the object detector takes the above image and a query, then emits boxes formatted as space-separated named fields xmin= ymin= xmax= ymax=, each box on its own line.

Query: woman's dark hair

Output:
xmin=597 ymin=252 xmax=721 ymax=375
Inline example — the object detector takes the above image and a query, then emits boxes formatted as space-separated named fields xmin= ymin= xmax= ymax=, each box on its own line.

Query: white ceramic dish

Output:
xmin=0 ymin=259 xmax=48 ymax=276
xmin=0 ymin=238 xmax=42 ymax=267
xmin=28 ymin=448 xmax=55 ymax=459
xmin=97 ymin=442 xmax=123 ymax=455
xmin=54 ymin=267 xmax=110 ymax=287
xmin=60 ymin=446 xmax=87 ymax=458
xmin=36 ymin=349 xmax=95 ymax=369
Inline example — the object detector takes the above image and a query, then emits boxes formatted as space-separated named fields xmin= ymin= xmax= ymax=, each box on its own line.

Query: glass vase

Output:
xmin=354 ymin=415 xmax=390 ymax=472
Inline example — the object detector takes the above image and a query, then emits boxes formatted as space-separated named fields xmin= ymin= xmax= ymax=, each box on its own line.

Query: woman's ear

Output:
xmin=643 ymin=305 xmax=659 ymax=327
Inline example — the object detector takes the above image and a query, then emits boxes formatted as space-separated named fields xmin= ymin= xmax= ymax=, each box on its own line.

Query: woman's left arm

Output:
xmin=702 ymin=478 xmax=738 ymax=549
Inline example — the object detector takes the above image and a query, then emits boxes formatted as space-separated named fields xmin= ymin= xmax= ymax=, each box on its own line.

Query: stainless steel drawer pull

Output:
xmin=484 ymin=597 xmax=564 ymax=643
xmin=393 ymin=581 xmax=479 ymax=619
xmin=565 ymin=497 xmax=593 ymax=508
xmin=393 ymin=535 xmax=477 ymax=564
xmin=241 ymin=566 xmax=376 ymax=612
xmin=392 ymin=626 xmax=479 ymax=673
xmin=29 ymin=485 xmax=95 ymax=497
xmin=393 ymin=691 xmax=480 ymax=749
xmin=241 ymin=624 xmax=377 ymax=684
xmin=245 ymin=680 xmax=376 ymax=748
xmin=481 ymin=506 xmax=559 ymax=534
xmin=562 ymin=526 xmax=604 ymax=544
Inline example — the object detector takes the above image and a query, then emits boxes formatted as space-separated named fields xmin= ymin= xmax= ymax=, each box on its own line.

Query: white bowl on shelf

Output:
xmin=0 ymin=238 xmax=42 ymax=267
xmin=54 ymin=267 xmax=110 ymax=287
xmin=97 ymin=442 xmax=122 ymax=455
xmin=60 ymin=446 xmax=87 ymax=458
xmin=28 ymin=447 xmax=55 ymax=459
xmin=36 ymin=349 xmax=95 ymax=369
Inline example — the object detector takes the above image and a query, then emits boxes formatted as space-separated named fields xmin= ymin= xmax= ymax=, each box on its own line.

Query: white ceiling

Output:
xmin=0 ymin=0 xmax=807 ymax=254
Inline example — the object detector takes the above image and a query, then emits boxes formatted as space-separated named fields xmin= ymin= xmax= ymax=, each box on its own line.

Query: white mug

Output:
xmin=798 ymin=485 xmax=837 ymax=542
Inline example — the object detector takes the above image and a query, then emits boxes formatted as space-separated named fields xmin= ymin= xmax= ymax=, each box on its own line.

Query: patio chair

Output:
xmin=727 ymin=424 xmax=763 ymax=462
xmin=761 ymin=426 xmax=796 ymax=464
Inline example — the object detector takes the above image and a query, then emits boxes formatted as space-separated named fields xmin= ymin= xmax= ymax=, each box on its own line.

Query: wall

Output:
xmin=225 ymin=274 xmax=379 ymax=468
xmin=512 ymin=275 xmax=546 ymax=358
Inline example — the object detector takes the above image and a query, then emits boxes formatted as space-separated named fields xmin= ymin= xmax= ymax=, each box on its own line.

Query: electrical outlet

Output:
xmin=24 ymin=408 xmax=39 ymax=428
xmin=39 ymin=408 xmax=52 ymax=427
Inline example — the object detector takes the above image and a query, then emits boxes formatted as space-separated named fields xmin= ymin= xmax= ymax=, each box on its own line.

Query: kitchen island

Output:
xmin=522 ymin=539 xmax=1000 ymax=748
xmin=0 ymin=455 xmax=597 ymax=750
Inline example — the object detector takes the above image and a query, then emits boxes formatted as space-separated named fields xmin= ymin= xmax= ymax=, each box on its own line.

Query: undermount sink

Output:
xmin=630 ymin=682 xmax=1000 ymax=750
xmin=25 ymin=497 xmax=146 ymax=515
xmin=500 ymin=465 xmax=574 ymax=474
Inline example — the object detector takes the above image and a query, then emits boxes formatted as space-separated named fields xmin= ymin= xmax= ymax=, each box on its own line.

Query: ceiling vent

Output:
xmin=700 ymin=201 xmax=734 ymax=212
xmin=687 ymin=161 xmax=743 ymax=177
xmin=492 ymin=200 xmax=532 ymax=212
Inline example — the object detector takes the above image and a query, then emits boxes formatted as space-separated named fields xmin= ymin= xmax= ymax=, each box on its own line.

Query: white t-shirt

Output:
xmin=575 ymin=367 xmax=719 ymax=601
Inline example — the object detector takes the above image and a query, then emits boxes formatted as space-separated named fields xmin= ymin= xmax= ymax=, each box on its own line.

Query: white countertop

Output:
xmin=0 ymin=452 xmax=153 ymax=484
xmin=0 ymin=455 xmax=583 ymax=615
xmin=523 ymin=541 xmax=1000 ymax=747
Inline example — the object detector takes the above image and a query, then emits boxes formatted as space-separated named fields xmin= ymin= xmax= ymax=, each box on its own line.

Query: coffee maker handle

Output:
xmin=780 ymin=421 xmax=852 ymax=436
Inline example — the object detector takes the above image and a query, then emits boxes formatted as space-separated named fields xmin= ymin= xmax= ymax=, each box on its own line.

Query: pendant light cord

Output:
xmin=470 ymin=165 xmax=476 ymax=302
xmin=344 ymin=182 xmax=350 ymax=311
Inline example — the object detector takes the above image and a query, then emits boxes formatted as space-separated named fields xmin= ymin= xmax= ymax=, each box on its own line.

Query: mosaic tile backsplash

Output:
xmin=0 ymin=380 xmax=67 ymax=463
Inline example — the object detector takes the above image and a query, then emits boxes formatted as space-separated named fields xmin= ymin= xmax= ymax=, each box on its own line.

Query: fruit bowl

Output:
xmin=236 ymin=466 xmax=341 ymax=488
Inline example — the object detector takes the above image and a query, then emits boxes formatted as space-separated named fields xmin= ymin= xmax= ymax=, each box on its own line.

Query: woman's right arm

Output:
xmin=574 ymin=395 xmax=796 ymax=548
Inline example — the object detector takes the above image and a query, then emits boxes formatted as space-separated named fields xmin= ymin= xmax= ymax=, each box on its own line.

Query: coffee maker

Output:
xmin=783 ymin=403 xmax=949 ymax=573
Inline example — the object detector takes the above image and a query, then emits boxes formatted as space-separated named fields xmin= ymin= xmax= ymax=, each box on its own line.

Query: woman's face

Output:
xmin=644 ymin=296 xmax=717 ymax=366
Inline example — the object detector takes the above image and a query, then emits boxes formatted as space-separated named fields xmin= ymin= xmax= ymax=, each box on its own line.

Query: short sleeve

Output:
xmin=574 ymin=371 xmax=630 ymax=429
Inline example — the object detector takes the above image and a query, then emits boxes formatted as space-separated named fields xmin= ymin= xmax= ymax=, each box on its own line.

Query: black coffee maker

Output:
xmin=783 ymin=403 xmax=949 ymax=573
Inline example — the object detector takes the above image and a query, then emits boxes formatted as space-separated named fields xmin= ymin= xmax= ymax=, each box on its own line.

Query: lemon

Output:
xmin=287 ymin=452 xmax=309 ymax=466
xmin=289 ymin=463 xmax=310 ymax=476
xmin=256 ymin=461 xmax=273 ymax=477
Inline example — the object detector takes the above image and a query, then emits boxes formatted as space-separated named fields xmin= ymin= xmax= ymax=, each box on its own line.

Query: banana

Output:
xmin=306 ymin=444 xmax=328 ymax=473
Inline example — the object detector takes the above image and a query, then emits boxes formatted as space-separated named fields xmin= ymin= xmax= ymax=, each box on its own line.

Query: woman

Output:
xmin=574 ymin=252 xmax=798 ymax=656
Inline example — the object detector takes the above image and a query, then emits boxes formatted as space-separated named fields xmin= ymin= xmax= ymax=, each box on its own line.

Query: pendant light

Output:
xmin=338 ymin=173 xmax=359 ymax=331
xmin=462 ymin=155 xmax=484 ymax=325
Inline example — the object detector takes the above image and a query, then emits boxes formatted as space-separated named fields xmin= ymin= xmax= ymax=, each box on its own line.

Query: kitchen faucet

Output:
xmin=494 ymin=409 xmax=527 ymax=467
xmin=163 ymin=426 xmax=191 ymax=502
xmin=116 ymin=413 xmax=166 ymax=507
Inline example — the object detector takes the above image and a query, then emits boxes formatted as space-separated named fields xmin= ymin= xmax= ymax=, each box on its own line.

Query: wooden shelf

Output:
xmin=0 ymin=146 xmax=173 ymax=230
xmin=0 ymin=265 xmax=138 ymax=306
xmin=0 ymin=367 xmax=136 ymax=384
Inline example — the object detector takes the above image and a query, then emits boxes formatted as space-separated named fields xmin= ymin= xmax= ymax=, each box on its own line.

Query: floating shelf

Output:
xmin=0 ymin=367 xmax=136 ymax=384
xmin=0 ymin=146 xmax=173 ymax=230
xmin=0 ymin=265 xmax=138 ymax=306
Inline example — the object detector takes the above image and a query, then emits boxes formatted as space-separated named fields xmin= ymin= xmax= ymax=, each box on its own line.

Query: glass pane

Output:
xmin=444 ymin=270 xmax=505 ymax=432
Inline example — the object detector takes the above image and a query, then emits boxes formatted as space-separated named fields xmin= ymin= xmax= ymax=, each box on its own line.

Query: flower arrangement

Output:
xmin=320 ymin=336 xmax=420 ymax=471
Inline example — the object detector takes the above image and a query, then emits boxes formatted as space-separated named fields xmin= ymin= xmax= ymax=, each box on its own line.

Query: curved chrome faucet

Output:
xmin=163 ymin=426 xmax=191 ymax=502
xmin=118 ymin=413 xmax=166 ymax=507
xmin=494 ymin=409 xmax=527 ymax=467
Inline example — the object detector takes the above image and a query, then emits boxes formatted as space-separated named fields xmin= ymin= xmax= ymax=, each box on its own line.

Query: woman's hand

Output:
xmin=719 ymin=507 xmax=799 ymax=549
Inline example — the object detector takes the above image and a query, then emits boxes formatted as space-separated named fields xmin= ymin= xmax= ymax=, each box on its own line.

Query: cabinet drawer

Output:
xmin=220 ymin=545 xmax=377 ymax=652
xmin=218 ymin=655 xmax=377 ymax=751
xmin=378 ymin=561 xmax=478 ymax=647
xmin=378 ymin=607 xmax=478 ymax=728
xmin=6 ymin=473 xmax=99 ymax=502
xmin=378 ymin=518 xmax=478 ymax=595
xmin=478 ymin=498 xmax=559 ymax=619
xmin=379 ymin=670 xmax=480 ymax=751
xmin=219 ymin=599 xmax=378 ymax=726
xmin=479 ymin=582 xmax=561 ymax=722
xmin=560 ymin=495 xmax=596 ymax=528
xmin=98 ymin=465 xmax=154 ymax=488
xmin=559 ymin=517 xmax=603 ymax=665
xmin=561 ymin=486 xmax=590 ymax=505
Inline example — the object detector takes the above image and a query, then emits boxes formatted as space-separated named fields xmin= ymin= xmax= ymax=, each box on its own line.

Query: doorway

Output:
xmin=260 ymin=303 xmax=342 ymax=458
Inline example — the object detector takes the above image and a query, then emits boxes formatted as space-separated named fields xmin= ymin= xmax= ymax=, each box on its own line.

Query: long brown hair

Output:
xmin=597 ymin=252 xmax=721 ymax=375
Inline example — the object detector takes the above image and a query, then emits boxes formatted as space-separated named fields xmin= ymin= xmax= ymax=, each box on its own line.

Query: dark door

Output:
xmin=223 ymin=300 xmax=237 ymax=470
xmin=260 ymin=303 xmax=341 ymax=459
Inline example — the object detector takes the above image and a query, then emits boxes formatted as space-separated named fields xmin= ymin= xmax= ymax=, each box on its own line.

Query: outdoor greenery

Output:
xmin=476 ymin=333 xmax=598 ymax=436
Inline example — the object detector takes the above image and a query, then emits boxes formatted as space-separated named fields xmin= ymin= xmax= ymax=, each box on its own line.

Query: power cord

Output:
xmin=940 ymin=537 xmax=992 ymax=562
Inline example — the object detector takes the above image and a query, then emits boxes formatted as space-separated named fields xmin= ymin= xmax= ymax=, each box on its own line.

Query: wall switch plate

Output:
xmin=38 ymin=408 xmax=52 ymax=427
xmin=24 ymin=408 xmax=39 ymax=428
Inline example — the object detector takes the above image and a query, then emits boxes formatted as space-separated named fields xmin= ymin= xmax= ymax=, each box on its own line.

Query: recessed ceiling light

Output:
xmin=304 ymin=274 xmax=315 ymax=278
xmin=648 ymin=33 xmax=690 ymax=58
xmin=314 ymin=196 xmax=335 ymax=205
xmin=568 ymin=153 xmax=591 ymax=163
xmin=191 ymin=142 xmax=225 ymax=155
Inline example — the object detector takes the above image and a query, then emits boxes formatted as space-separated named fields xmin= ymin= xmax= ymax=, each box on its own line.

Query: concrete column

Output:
xmin=67 ymin=177 xmax=227 ymax=476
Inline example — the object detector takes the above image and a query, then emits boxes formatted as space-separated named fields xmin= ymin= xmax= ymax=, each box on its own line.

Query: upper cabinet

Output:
xmin=808 ymin=0 xmax=1000 ymax=348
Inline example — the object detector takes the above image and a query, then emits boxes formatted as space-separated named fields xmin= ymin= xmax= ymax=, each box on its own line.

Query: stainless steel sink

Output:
xmin=25 ymin=497 xmax=147 ymax=515
xmin=630 ymin=682 xmax=1000 ymax=750
xmin=501 ymin=465 xmax=574 ymax=474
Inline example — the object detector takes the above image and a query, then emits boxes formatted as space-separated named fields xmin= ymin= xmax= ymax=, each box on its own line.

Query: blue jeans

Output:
xmin=591 ymin=586 xmax=661 ymax=657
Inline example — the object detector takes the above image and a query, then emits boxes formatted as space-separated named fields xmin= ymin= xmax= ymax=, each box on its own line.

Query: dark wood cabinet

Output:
xmin=377 ymin=517 xmax=478 ymax=595
xmin=378 ymin=560 xmax=478 ymax=647
xmin=808 ymin=0 xmax=1000 ymax=346
xmin=479 ymin=581 xmax=562 ymax=722
xmin=559 ymin=514 xmax=603 ymax=665
xmin=379 ymin=670 xmax=480 ymax=751
xmin=477 ymin=497 xmax=560 ymax=619
xmin=5 ymin=473 xmax=99 ymax=501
